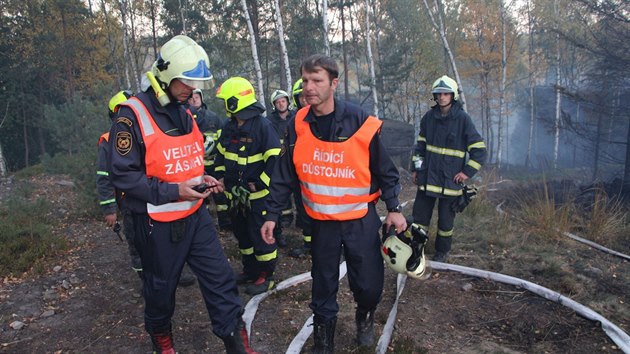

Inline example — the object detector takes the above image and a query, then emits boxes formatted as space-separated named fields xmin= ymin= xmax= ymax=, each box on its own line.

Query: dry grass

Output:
xmin=509 ymin=181 xmax=575 ymax=240
xmin=580 ymin=188 xmax=628 ymax=246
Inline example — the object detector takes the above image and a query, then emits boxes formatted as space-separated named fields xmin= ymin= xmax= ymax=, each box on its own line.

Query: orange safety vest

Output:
xmin=293 ymin=108 xmax=382 ymax=221
xmin=98 ymin=132 xmax=109 ymax=145
xmin=120 ymin=97 xmax=205 ymax=222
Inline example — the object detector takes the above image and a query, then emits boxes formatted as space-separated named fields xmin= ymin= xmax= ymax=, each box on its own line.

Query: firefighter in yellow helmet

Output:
xmin=215 ymin=77 xmax=281 ymax=295
xmin=108 ymin=35 xmax=257 ymax=354
xmin=411 ymin=75 xmax=487 ymax=263
xmin=292 ymin=78 xmax=307 ymax=110
xmin=98 ymin=91 xmax=145 ymax=284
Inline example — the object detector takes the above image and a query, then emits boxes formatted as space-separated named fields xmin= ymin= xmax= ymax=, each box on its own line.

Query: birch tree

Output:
xmin=273 ymin=0 xmax=292 ymax=93
xmin=553 ymin=0 xmax=561 ymax=168
xmin=365 ymin=0 xmax=378 ymax=116
xmin=0 ymin=105 xmax=7 ymax=177
xmin=525 ymin=0 xmax=536 ymax=167
xmin=497 ymin=0 xmax=507 ymax=167
xmin=340 ymin=2 xmax=349 ymax=100
xmin=241 ymin=0 xmax=265 ymax=108
xmin=178 ymin=0 xmax=187 ymax=34
xmin=422 ymin=0 xmax=467 ymax=111
xmin=118 ymin=0 xmax=140 ymax=92
xmin=322 ymin=0 xmax=330 ymax=55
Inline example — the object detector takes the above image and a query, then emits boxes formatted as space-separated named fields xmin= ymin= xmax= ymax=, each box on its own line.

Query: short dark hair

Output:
xmin=300 ymin=54 xmax=339 ymax=81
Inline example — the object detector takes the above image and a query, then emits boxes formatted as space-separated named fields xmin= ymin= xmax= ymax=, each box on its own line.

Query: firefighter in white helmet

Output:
xmin=411 ymin=75 xmax=487 ymax=263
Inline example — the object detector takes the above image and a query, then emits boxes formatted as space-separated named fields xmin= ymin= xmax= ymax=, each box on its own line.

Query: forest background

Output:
xmin=0 ymin=0 xmax=629 ymax=192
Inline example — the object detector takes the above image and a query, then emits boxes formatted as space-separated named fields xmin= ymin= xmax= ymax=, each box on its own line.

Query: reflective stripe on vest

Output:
xmin=293 ymin=107 xmax=381 ymax=221
xmin=121 ymin=97 xmax=204 ymax=222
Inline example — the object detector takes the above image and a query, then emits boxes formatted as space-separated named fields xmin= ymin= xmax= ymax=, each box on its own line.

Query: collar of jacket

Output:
xmin=431 ymin=100 xmax=463 ymax=120
xmin=303 ymin=98 xmax=347 ymax=124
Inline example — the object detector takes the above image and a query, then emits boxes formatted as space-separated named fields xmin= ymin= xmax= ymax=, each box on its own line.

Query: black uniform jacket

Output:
xmin=213 ymin=115 xmax=281 ymax=195
xmin=268 ymin=109 xmax=296 ymax=144
xmin=413 ymin=101 xmax=486 ymax=197
xmin=264 ymin=99 xmax=401 ymax=223
xmin=108 ymin=89 xmax=197 ymax=214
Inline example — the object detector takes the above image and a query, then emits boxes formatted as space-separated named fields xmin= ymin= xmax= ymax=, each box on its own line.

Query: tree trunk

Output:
xmin=126 ymin=0 xmax=142 ymax=91
xmin=370 ymin=0 xmax=384 ymax=115
xmin=525 ymin=0 xmax=535 ymax=167
xmin=422 ymin=0 xmax=467 ymax=111
xmin=497 ymin=0 xmax=507 ymax=168
xmin=241 ymin=0 xmax=265 ymax=109
xmin=0 ymin=103 xmax=8 ymax=177
xmin=349 ymin=4 xmax=362 ymax=99
xmin=322 ymin=0 xmax=330 ymax=55
xmin=22 ymin=108 xmax=29 ymax=168
xmin=58 ymin=5 xmax=75 ymax=101
xmin=365 ymin=0 xmax=378 ymax=116
xmin=119 ymin=0 xmax=133 ymax=90
xmin=484 ymin=73 xmax=493 ymax=162
xmin=149 ymin=0 xmax=158 ymax=58
xmin=340 ymin=3 xmax=349 ymax=100
xmin=179 ymin=0 xmax=187 ymax=34
xmin=592 ymin=108 xmax=603 ymax=181
xmin=623 ymin=118 xmax=630 ymax=192
xmin=0 ymin=142 xmax=7 ymax=177
xmin=273 ymin=0 xmax=292 ymax=93
xmin=553 ymin=0 xmax=561 ymax=169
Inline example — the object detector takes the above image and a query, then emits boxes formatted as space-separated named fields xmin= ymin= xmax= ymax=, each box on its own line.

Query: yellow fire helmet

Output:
xmin=431 ymin=75 xmax=459 ymax=101
xmin=215 ymin=77 xmax=257 ymax=117
xmin=108 ymin=90 xmax=132 ymax=118
xmin=381 ymin=223 xmax=430 ymax=279
xmin=291 ymin=78 xmax=303 ymax=108
xmin=151 ymin=35 xmax=213 ymax=90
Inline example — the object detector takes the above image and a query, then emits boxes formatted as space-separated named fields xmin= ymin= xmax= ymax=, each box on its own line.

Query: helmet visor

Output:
xmin=179 ymin=78 xmax=215 ymax=90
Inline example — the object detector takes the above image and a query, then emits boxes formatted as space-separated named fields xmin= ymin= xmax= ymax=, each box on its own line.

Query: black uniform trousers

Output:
xmin=122 ymin=209 xmax=142 ymax=272
xmin=230 ymin=198 xmax=277 ymax=278
xmin=412 ymin=189 xmax=456 ymax=253
xmin=133 ymin=206 xmax=242 ymax=338
xmin=294 ymin=191 xmax=313 ymax=243
xmin=309 ymin=203 xmax=383 ymax=323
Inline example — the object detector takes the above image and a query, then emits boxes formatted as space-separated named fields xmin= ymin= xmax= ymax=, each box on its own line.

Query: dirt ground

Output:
xmin=0 ymin=175 xmax=627 ymax=353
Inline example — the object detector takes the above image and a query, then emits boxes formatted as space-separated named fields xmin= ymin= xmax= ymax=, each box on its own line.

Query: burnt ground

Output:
xmin=0 ymin=174 xmax=628 ymax=353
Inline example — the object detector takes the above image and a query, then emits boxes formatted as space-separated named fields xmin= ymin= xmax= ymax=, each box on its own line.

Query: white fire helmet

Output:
xmin=381 ymin=223 xmax=429 ymax=279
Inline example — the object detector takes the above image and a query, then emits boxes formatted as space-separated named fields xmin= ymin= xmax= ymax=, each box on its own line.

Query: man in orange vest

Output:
xmin=99 ymin=90 xmax=198 ymax=289
xmin=108 ymin=35 xmax=257 ymax=354
xmin=261 ymin=54 xmax=407 ymax=353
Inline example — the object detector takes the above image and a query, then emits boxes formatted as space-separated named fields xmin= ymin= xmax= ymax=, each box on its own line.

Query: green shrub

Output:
xmin=41 ymin=151 xmax=100 ymax=217
xmin=0 ymin=196 xmax=67 ymax=277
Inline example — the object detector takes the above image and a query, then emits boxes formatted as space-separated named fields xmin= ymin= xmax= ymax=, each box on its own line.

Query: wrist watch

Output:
xmin=387 ymin=204 xmax=402 ymax=213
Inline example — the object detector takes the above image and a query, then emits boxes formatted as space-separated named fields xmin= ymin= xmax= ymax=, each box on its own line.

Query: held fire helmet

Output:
xmin=431 ymin=75 xmax=459 ymax=101
xmin=215 ymin=77 xmax=257 ymax=117
xmin=108 ymin=90 xmax=132 ymax=119
xmin=203 ymin=132 xmax=215 ymax=159
xmin=292 ymin=78 xmax=304 ymax=109
xmin=151 ymin=35 xmax=213 ymax=90
xmin=381 ymin=223 xmax=430 ymax=279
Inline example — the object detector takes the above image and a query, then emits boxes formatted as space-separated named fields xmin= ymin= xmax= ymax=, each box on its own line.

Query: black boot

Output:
xmin=356 ymin=308 xmax=375 ymax=346
xmin=221 ymin=319 xmax=258 ymax=354
xmin=434 ymin=235 xmax=452 ymax=262
xmin=313 ymin=317 xmax=336 ymax=354
xmin=150 ymin=326 xmax=175 ymax=354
